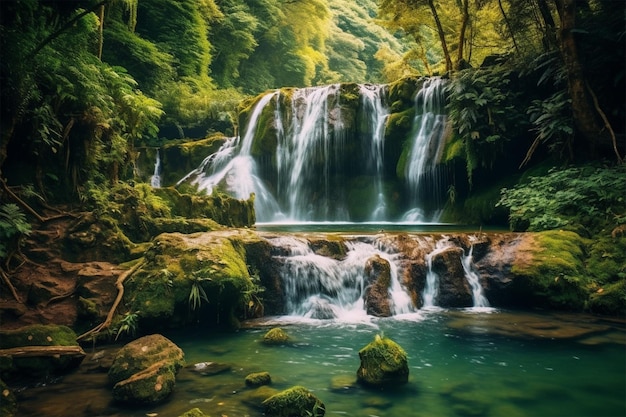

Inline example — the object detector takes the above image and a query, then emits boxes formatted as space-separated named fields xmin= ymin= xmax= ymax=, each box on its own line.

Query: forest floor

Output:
xmin=0 ymin=214 xmax=121 ymax=331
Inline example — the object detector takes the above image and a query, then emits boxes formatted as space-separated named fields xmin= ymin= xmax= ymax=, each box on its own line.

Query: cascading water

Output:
xmin=462 ymin=245 xmax=490 ymax=308
xmin=150 ymin=149 xmax=162 ymax=188
xmin=270 ymin=236 xmax=414 ymax=321
xmin=276 ymin=84 xmax=347 ymax=220
xmin=179 ymin=79 xmax=449 ymax=223
xmin=403 ymin=77 xmax=448 ymax=222
xmin=177 ymin=93 xmax=282 ymax=221
xmin=359 ymin=84 xmax=389 ymax=221
xmin=421 ymin=238 xmax=452 ymax=308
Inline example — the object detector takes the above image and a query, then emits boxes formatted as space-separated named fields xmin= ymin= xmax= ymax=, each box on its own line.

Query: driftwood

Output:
xmin=0 ymin=345 xmax=86 ymax=358
xmin=77 ymin=259 xmax=145 ymax=342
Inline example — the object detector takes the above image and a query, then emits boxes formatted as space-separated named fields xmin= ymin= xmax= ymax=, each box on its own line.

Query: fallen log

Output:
xmin=0 ymin=345 xmax=86 ymax=358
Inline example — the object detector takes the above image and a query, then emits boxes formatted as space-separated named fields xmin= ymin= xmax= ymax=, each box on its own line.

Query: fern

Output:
xmin=0 ymin=204 xmax=32 ymax=259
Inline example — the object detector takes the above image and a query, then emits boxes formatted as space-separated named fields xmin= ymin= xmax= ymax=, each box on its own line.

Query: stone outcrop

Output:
xmin=431 ymin=246 xmax=473 ymax=307
xmin=363 ymin=255 xmax=393 ymax=317
xmin=262 ymin=385 xmax=325 ymax=417
xmin=108 ymin=334 xmax=185 ymax=404
xmin=245 ymin=371 xmax=272 ymax=387
xmin=356 ymin=335 xmax=408 ymax=387
xmin=262 ymin=327 xmax=290 ymax=345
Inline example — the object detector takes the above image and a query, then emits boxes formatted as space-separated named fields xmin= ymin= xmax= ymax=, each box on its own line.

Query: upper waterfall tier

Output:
xmin=179 ymin=77 xmax=450 ymax=223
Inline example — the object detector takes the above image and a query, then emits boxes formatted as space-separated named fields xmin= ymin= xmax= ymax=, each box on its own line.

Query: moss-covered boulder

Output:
xmin=510 ymin=230 xmax=589 ymax=310
xmin=356 ymin=335 xmax=409 ymax=387
xmin=0 ymin=378 xmax=17 ymax=417
xmin=0 ymin=324 xmax=84 ymax=378
xmin=125 ymin=230 xmax=265 ymax=330
xmin=262 ymin=327 xmax=290 ymax=345
xmin=109 ymin=334 xmax=185 ymax=405
xmin=262 ymin=385 xmax=325 ymax=417
xmin=245 ymin=371 xmax=272 ymax=387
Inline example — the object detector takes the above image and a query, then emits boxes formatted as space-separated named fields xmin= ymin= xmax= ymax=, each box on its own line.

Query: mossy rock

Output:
xmin=262 ymin=385 xmax=325 ymax=417
xmin=177 ymin=408 xmax=207 ymax=417
xmin=245 ymin=371 xmax=272 ymax=387
xmin=0 ymin=378 xmax=17 ymax=417
xmin=0 ymin=324 xmax=78 ymax=348
xmin=511 ymin=231 xmax=589 ymax=310
xmin=356 ymin=335 xmax=409 ymax=387
xmin=126 ymin=230 xmax=261 ymax=329
xmin=262 ymin=328 xmax=290 ymax=345
xmin=160 ymin=135 xmax=228 ymax=185
xmin=109 ymin=334 xmax=185 ymax=405
xmin=0 ymin=325 xmax=82 ymax=378
xmin=108 ymin=334 xmax=185 ymax=385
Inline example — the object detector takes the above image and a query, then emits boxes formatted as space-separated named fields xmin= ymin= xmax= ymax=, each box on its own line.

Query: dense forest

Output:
xmin=0 ymin=1 xmax=625 ymax=314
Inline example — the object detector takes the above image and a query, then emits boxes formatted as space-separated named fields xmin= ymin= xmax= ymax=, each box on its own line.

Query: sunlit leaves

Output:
xmin=498 ymin=164 xmax=626 ymax=232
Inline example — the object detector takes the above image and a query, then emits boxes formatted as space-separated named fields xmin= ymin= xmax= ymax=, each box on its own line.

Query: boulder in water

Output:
xmin=262 ymin=385 xmax=325 ymax=417
xmin=356 ymin=334 xmax=408 ymax=387
xmin=363 ymin=255 xmax=393 ymax=317
xmin=108 ymin=334 xmax=185 ymax=404
xmin=262 ymin=327 xmax=291 ymax=345
xmin=245 ymin=371 xmax=272 ymax=387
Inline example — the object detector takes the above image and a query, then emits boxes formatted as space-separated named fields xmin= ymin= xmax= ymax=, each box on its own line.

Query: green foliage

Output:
xmin=188 ymin=270 xmax=210 ymax=311
xmin=114 ymin=311 xmax=140 ymax=340
xmin=498 ymin=164 xmax=626 ymax=233
xmin=0 ymin=203 xmax=31 ymax=259
xmin=445 ymin=66 xmax=528 ymax=184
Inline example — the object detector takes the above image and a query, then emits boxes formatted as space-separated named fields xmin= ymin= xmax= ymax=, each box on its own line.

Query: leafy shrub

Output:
xmin=498 ymin=164 xmax=626 ymax=232
xmin=0 ymin=204 xmax=32 ymax=259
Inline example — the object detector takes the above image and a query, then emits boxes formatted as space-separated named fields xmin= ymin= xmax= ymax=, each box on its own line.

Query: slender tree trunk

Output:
xmin=98 ymin=5 xmax=105 ymax=60
xmin=498 ymin=0 xmax=519 ymax=54
xmin=554 ymin=0 xmax=604 ymax=156
xmin=428 ymin=0 xmax=453 ymax=72
xmin=456 ymin=0 xmax=470 ymax=69
xmin=537 ymin=0 xmax=557 ymax=50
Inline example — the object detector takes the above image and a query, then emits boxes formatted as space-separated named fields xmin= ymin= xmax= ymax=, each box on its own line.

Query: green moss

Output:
xmin=262 ymin=385 xmax=325 ymax=417
xmin=441 ymin=134 xmax=464 ymax=163
xmin=245 ymin=371 xmax=272 ymax=387
xmin=126 ymin=231 xmax=260 ymax=330
xmin=177 ymin=408 xmax=207 ymax=417
xmin=587 ymin=280 xmax=626 ymax=316
xmin=512 ymin=231 xmax=589 ymax=309
xmin=0 ymin=378 xmax=17 ymax=417
xmin=0 ymin=325 xmax=78 ymax=348
xmin=262 ymin=327 xmax=290 ymax=345
xmin=356 ymin=334 xmax=409 ymax=387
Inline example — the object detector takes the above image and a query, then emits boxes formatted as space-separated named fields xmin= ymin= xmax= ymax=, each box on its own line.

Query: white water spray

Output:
xmin=150 ymin=149 xmax=161 ymax=188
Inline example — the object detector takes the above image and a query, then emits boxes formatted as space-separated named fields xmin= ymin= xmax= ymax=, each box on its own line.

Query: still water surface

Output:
xmin=15 ymin=309 xmax=625 ymax=417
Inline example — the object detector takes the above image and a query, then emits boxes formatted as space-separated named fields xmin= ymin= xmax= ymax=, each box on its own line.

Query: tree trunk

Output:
xmin=554 ymin=0 xmax=604 ymax=156
xmin=456 ymin=0 xmax=470 ymax=69
xmin=428 ymin=0 xmax=453 ymax=72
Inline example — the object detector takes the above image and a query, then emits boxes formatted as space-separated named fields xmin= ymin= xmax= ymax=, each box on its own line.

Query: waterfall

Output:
xmin=270 ymin=236 xmax=414 ymax=321
xmin=462 ymin=245 xmax=490 ymax=308
xmin=177 ymin=93 xmax=282 ymax=221
xmin=403 ymin=77 xmax=448 ymax=222
xmin=276 ymin=84 xmax=347 ymax=220
xmin=178 ymin=80 xmax=450 ymax=223
xmin=150 ymin=149 xmax=161 ymax=188
xmin=359 ymin=84 xmax=389 ymax=221
xmin=421 ymin=238 xmax=451 ymax=308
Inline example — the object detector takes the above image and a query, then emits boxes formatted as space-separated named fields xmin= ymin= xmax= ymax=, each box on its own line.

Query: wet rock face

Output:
xmin=431 ymin=247 xmax=473 ymax=308
xmin=108 ymin=334 xmax=185 ymax=405
xmin=363 ymin=255 xmax=393 ymax=317
xmin=262 ymin=385 xmax=325 ymax=417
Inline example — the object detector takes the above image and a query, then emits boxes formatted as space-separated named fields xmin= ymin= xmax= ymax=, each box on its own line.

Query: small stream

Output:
xmin=13 ymin=310 xmax=626 ymax=417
